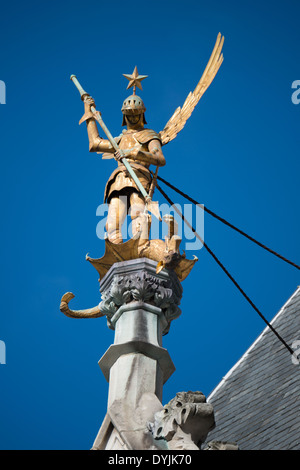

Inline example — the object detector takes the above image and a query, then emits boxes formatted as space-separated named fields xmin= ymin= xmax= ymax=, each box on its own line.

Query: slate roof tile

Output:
xmin=205 ymin=287 xmax=300 ymax=450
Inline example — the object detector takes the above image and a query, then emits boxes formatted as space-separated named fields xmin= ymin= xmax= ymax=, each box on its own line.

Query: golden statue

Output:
xmin=80 ymin=66 xmax=166 ymax=245
xmin=79 ymin=31 xmax=223 ymax=243
xmin=61 ymin=34 xmax=224 ymax=317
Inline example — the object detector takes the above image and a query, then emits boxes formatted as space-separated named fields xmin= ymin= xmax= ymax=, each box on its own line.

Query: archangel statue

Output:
xmin=78 ymin=33 xmax=224 ymax=247
xmin=60 ymin=34 xmax=224 ymax=318
xmin=80 ymin=67 xmax=166 ymax=245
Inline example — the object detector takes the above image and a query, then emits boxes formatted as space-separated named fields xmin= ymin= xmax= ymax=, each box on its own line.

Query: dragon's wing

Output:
xmin=159 ymin=33 xmax=224 ymax=146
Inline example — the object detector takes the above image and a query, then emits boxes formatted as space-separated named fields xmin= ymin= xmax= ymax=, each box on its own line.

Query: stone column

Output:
xmin=93 ymin=258 xmax=182 ymax=449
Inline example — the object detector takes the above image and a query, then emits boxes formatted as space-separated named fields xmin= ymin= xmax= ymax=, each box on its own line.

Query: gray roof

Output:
xmin=205 ymin=286 xmax=300 ymax=450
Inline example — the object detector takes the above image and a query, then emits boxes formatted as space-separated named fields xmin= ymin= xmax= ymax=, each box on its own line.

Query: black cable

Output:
xmin=154 ymin=173 xmax=300 ymax=272
xmin=155 ymin=181 xmax=295 ymax=357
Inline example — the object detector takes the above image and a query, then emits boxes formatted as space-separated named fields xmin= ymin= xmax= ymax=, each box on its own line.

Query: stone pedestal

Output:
xmin=92 ymin=258 xmax=182 ymax=450
xmin=100 ymin=302 xmax=173 ymax=407
xmin=61 ymin=251 xmax=238 ymax=450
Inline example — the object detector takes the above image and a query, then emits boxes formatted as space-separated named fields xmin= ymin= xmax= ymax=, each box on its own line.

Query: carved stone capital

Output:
xmin=99 ymin=258 xmax=183 ymax=335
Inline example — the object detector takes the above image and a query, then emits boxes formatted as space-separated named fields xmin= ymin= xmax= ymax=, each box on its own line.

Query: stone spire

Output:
xmin=92 ymin=258 xmax=182 ymax=450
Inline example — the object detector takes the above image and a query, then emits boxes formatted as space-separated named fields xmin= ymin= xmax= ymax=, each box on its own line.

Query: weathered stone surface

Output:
xmin=204 ymin=440 xmax=239 ymax=450
xmin=99 ymin=258 xmax=183 ymax=335
xmin=92 ymin=259 xmax=240 ymax=450
xmin=108 ymin=393 xmax=168 ymax=450
xmin=149 ymin=391 xmax=215 ymax=449
xmin=92 ymin=392 xmax=168 ymax=450
xmin=107 ymin=353 xmax=163 ymax=408
xmin=99 ymin=302 xmax=175 ymax=398
xmin=93 ymin=259 xmax=182 ymax=450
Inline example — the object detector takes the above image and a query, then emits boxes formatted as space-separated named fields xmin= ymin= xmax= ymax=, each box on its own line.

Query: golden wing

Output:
xmin=159 ymin=33 xmax=224 ymax=146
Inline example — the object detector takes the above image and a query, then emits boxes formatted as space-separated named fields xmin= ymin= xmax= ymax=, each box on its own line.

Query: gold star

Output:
xmin=123 ymin=66 xmax=148 ymax=94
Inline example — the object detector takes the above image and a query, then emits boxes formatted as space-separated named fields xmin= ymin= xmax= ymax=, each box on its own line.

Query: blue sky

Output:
xmin=0 ymin=0 xmax=299 ymax=449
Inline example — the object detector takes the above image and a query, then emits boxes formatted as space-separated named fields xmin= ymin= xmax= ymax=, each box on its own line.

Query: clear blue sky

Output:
xmin=0 ymin=0 xmax=299 ymax=449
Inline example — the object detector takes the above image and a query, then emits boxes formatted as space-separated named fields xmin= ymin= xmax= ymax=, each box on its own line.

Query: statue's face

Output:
xmin=125 ymin=114 xmax=143 ymax=128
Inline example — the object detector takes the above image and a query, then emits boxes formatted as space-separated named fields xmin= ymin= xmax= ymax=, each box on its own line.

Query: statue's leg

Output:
xmin=129 ymin=191 xmax=148 ymax=241
xmin=106 ymin=195 xmax=127 ymax=244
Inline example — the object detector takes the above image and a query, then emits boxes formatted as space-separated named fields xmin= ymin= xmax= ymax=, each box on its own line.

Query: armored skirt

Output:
xmin=104 ymin=161 xmax=152 ymax=204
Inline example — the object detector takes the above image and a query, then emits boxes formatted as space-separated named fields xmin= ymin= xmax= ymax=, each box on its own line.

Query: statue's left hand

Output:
xmin=114 ymin=145 xmax=141 ymax=162
xmin=114 ymin=150 xmax=124 ymax=162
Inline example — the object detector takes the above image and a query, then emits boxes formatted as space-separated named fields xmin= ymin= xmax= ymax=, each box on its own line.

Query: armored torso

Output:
xmin=104 ymin=128 xmax=161 ymax=203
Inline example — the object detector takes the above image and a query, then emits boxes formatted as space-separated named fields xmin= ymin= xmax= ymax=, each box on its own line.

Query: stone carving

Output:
xmin=149 ymin=391 xmax=239 ymax=451
xmin=149 ymin=391 xmax=215 ymax=450
xmin=204 ymin=440 xmax=239 ymax=450
xmin=99 ymin=270 xmax=182 ymax=333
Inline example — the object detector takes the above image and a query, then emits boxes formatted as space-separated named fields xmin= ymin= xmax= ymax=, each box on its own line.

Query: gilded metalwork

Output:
xmin=60 ymin=292 xmax=104 ymax=319
xmin=158 ymin=33 xmax=224 ymax=145
xmin=123 ymin=66 xmax=148 ymax=94
xmin=60 ymin=34 xmax=224 ymax=316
